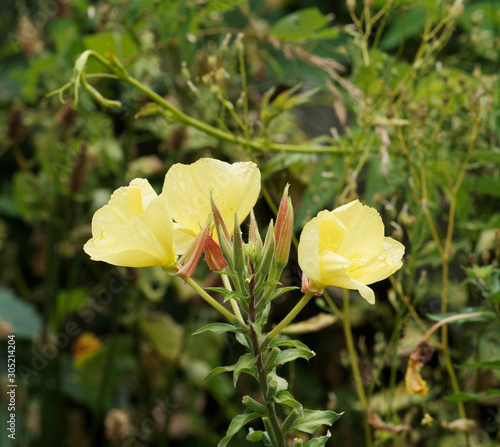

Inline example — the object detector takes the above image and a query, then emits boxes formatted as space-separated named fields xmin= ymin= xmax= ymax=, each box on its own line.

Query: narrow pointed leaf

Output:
xmin=304 ymin=431 xmax=332 ymax=447
xmin=274 ymin=347 xmax=315 ymax=367
xmin=273 ymin=390 xmax=303 ymax=410
xmin=203 ymin=365 xmax=235 ymax=381
xmin=192 ymin=323 xmax=238 ymax=336
xmin=291 ymin=409 xmax=343 ymax=434
xmin=234 ymin=353 xmax=258 ymax=386
xmin=218 ymin=410 xmax=262 ymax=447
xmin=445 ymin=390 xmax=500 ymax=402
xmin=457 ymin=360 xmax=500 ymax=370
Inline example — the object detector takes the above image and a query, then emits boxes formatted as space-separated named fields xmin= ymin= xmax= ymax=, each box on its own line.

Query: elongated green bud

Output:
xmin=281 ymin=409 xmax=301 ymax=435
xmin=267 ymin=373 xmax=278 ymax=397
xmin=264 ymin=347 xmax=280 ymax=372
xmin=263 ymin=417 xmax=279 ymax=447
xmin=232 ymin=214 xmax=246 ymax=274
xmin=274 ymin=185 xmax=293 ymax=267
xmin=258 ymin=220 xmax=275 ymax=275
xmin=248 ymin=210 xmax=263 ymax=264
xmin=242 ymin=395 xmax=267 ymax=415
xmin=294 ymin=438 xmax=304 ymax=447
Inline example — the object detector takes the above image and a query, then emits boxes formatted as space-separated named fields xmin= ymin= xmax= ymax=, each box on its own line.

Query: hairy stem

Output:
xmin=342 ymin=290 xmax=372 ymax=447
xmin=248 ymin=273 xmax=285 ymax=447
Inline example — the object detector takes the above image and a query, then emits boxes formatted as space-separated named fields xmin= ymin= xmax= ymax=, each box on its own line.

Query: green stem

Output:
xmin=248 ymin=281 xmax=285 ymax=447
xmin=342 ymin=290 xmax=372 ymax=447
xmin=222 ymin=273 xmax=245 ymax=323
xmin=182 ymin=276 xmax=238 ymax=324
xmin=265 ymin=292 xmax=315 ymax=341
xmin=66 ymin=50 xmax=346 ymax=154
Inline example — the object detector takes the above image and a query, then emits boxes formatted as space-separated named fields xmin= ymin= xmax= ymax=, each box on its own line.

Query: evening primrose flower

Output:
xmin=84 ymin=178 xmax=176 ymax=268
xmin=298 ymin=200 xmax=404 ymax=304
xmin=162 ymin=158 xmax=261 ymax=254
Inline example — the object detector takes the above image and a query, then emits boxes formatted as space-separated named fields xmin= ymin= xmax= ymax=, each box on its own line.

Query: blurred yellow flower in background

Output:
xmin=72 ymin=332 xmax=104 ymax=367
xmin=298 ymin=200 xmax=404 ymax=304
xmin=405 ymin=348 xmax=429 ymax=396
xmin=162 ymin=158 xmax=261 ymax=254
xmin=84 ymin=178 xmax=176 ymax=268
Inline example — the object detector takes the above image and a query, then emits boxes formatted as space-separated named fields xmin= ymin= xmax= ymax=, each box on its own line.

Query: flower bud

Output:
xmin=176 ymin=221 xmax=210 ymax=277
xmin=274 ymin=185 xmax=294 ymax=267
xmin=258 ymin=220 xmax=275 ymax=276
xmin=204 ymin=236 xmax=228 ymax=271
xmin=300 ymin=273 xmax=323 ymax=296
xmin=281 ymin=409 xmax=301 ymax=435
xmin=249 ymin=210 xmax=263 ymax=264
xmin=242 ymin=396 xmax=267 ymax=415
xmin=232 ymin=215 xmax=246 ymax=274
xmin=264 ymin=347 xmax=280 ymax=371
xmin=211 ymin=196 xmax=233 ymax=266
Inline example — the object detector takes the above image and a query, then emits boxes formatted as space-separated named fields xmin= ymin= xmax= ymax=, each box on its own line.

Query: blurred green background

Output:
xmin=0 ymin=0 xmax=499 ymax=446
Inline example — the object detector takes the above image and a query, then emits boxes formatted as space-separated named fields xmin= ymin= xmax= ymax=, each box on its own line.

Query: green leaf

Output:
xmin=294 ymin=153 xmax=345 ymax=232
xmin=266 ymin=286 xmax=300 ymax=303
xmin=138 ymin=313 xmax=184 ymax=363
xmin=273 ymin=390 xmax=303 ymax=410
xmin=379 ymin=8 xmax=429 ymax=50
xmin=51 ymin=288 xmax=88 ymax=331
xmin=268 ymin=8 xmax=333 ymax=41
xmin=246 ymin=428 xmax=263 ymax=442
xmin=274 ymin=347 xmax=316 ymax=367
xmin=192 ymin=323 xmax=238 ymax=335
xmin=218 ymin=409 xmax=261 ymax=447
xmin=304 ymin=431 xmax=332 ymax=447
xmin=291 ymin=409 xmax=343 ymax=435
xmin=205 ymin=0 xmax=246 ymax=13
xmin=203 ymin=365 xmax=235 ymax=381
xmin=233 ymin=353 xmax=258 ymax=387
xmin=83 ymin=31 xmax=139 ymax=60
xmin=445 ymin=390 xmax=500 ymax=403
xmin=457 ymin=360 xmax=500 ymax=370
xmin=267 ymin=337 xmax=312 ymax=351
xmin=205 ymin=287 xmax=232 ymax=295
xmin=267 ymin=369 xmax=289 ymax=394
xmin=463 ymin=175 xmax=500 ymax=198
xmin=0 ymin=288 xmax=42 ymax=339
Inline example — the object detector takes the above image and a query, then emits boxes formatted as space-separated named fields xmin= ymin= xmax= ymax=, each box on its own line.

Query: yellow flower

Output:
xmin=72 ymin=332 xmax=104 ymax=367
xmin=84 ymin=178 xmax=175 ymax=268
xmin=162 ymin=158 xmax=261 ymax=253
xmin=298 ymin=200 xmax=404 ymax=304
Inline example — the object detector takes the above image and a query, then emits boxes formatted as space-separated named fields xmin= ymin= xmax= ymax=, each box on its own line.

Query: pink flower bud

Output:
xmin=176 ymin=223 xmax=210 ymax=277
xmin=204 ymin=236 xmax=228 ymax=271
xmin=301 ymin=273 xmax=323 ymax=296
xmin=274 ymin=185 xmax=294 ymax=266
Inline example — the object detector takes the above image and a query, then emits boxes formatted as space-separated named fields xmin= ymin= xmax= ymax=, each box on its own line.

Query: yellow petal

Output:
xmin=91 ymin=178 xmax=157 ymax=238
xmin=350 ymin=237 xmax=405 ymax=285
xmin=163 ymin=158 xmax=261 ymax=239
xmin=331 ymin=200 xmax=385 ymax=267
xmin=317 ymin=210 xmax=348 ymax=253
xmin=297 ymin=214 xmax=322 ymax=283
xmin=319 ymin=250 xmax=376 ymax=304
xmin=172 ymin=224 xmax=197 ymax=255
xmin=84 ymin=180 xmax=175 ymax=268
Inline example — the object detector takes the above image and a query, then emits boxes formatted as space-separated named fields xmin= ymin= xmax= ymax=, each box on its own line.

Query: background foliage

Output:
xmin=0 ymin=0 xmax=499 ymax=446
